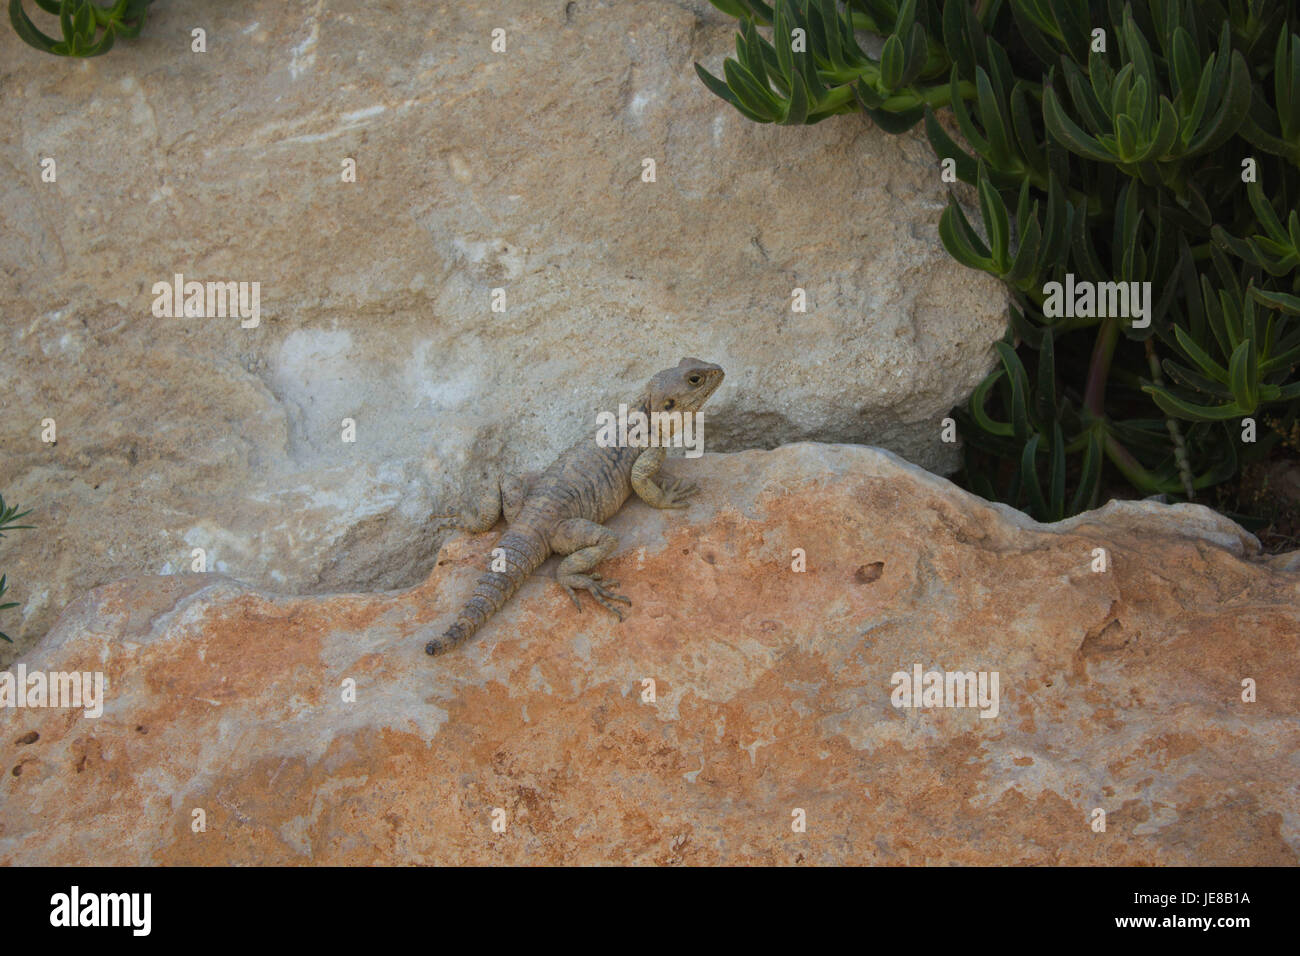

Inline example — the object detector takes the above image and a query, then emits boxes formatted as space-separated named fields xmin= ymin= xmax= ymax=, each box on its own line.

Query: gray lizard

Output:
xmin=427 ymin=357 xmax=725 ymax=655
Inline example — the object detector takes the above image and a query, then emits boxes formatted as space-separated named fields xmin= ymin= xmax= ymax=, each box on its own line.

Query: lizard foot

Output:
xmin=659 ymin=476 xmax=699 ymax=508
xmin=430 ymin=512 xmax=463 ymax=535
xmin=559 ymin=572 xmax=632 ymax=621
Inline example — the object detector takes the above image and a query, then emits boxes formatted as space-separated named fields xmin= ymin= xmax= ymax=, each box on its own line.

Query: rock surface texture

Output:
xmin=0 ymin=0 xmax=1007 ymax=659
xmin=2 ymin=445 xmax=1295 ymax=865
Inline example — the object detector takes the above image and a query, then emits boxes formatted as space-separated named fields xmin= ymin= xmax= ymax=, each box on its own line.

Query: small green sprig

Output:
xmin=9 ymin=0 xmax=151 ymax=57
xmin=0 ymin=494 xmax=33 ymax=644
xmin=695 ymin=0 xmax=972 ymax=129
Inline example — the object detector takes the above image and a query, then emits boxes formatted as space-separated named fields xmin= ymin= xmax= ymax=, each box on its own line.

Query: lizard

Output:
xmin=425 ymin=357 xmax=725 ymax=656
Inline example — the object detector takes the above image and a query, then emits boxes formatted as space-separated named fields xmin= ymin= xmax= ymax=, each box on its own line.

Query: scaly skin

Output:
xmin=427 ymin=357 xmax=725 ymax=656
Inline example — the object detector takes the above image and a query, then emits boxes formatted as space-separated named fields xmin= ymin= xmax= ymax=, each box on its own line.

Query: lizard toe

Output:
xmin=560 ymin=574 xmax=630 ymax=617
xmin=591 ymin=593 xmax=627 ymax=620
xmin=590 ymin=582 xmax=632 ymax=609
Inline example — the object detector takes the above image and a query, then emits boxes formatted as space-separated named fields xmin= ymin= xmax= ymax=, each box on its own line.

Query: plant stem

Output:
xmin=883 ymin=80 xmax=977 ymax=112
xmin=1101 ymin=430 xmax=1177 ymax=494
xmin=1145 ymin=337 xmax=1196 ymax=499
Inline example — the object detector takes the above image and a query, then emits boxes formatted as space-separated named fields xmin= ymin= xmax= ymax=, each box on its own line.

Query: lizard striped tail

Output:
xmin=427 ymin=528 xmax=550 ymax=656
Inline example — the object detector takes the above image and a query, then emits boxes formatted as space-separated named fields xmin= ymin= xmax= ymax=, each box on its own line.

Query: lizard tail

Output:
xmin=427 ymin=528 xmax=549 ymax=656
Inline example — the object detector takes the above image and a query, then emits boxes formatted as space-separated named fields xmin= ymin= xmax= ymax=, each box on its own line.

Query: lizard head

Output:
xmin=645 ymin=357 xmax=725 ymax=415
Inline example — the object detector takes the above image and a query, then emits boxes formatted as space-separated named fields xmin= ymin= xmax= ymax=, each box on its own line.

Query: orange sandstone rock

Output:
xmin=1 ymin=445 xmax=1295 ymax=865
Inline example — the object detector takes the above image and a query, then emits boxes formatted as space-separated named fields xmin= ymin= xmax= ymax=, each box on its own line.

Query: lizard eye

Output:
xmin=687 ymin=374 xmax=701 ymax=385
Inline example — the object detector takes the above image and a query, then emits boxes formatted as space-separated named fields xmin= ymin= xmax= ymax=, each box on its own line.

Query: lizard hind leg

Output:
xmin=434 ymin=472 xmax=529 ymax=534
xmin=550 ymin=518 xmax=631 ymax=620
xmin=500 ymin=472 xmax=528 ymax=523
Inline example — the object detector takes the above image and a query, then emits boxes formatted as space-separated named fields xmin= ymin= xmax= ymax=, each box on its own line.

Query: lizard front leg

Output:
xmin=631 ymin=446 xmax=698 ymax=509
xmin=550 ymin=517 xmax=631 ymax=620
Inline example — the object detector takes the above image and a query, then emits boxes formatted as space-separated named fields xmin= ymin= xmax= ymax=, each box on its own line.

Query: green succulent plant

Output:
xmin=698 ymin=0 xmax=1300 ymax=523
xmin=0 ymin=495 xmax=33 ymax=644
xmin=9 ymin=0 xmax=151 ymax=56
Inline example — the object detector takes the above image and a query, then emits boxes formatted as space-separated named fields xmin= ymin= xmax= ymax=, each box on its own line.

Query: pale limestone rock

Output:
xmin=0 ymin=0 xmax=1007 ymax=658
